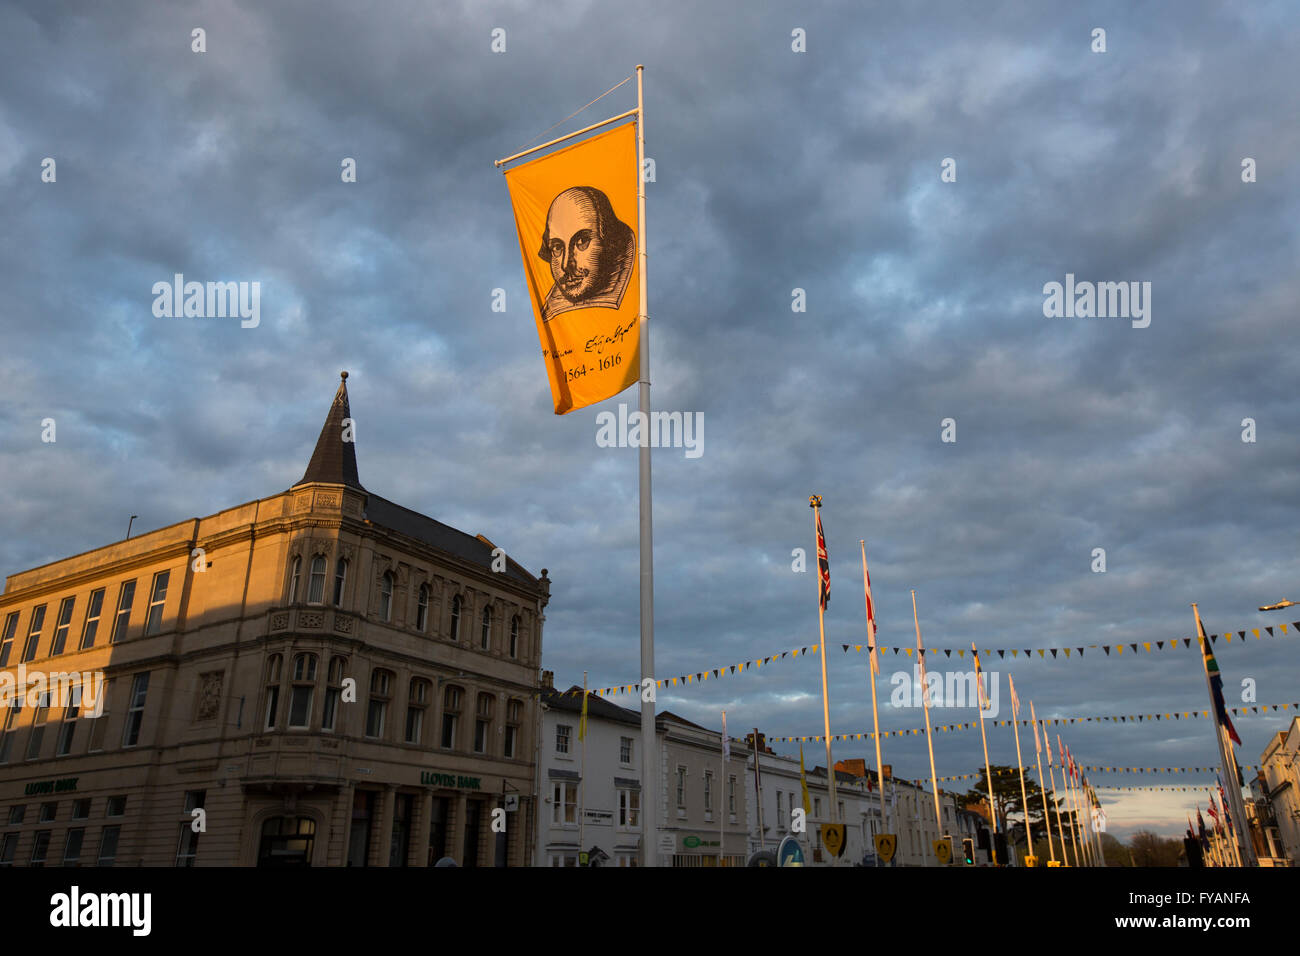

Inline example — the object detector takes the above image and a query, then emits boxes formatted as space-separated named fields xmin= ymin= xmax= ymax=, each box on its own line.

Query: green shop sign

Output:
xmin=25 ymin=777 xmax=78 ymax=796
xmin=683 ymin=835 xmax=720 ymax=849
xmin=420 ymin=771 xmax=482 ymax=790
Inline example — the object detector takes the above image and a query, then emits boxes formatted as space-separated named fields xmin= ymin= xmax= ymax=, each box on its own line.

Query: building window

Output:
xmin=552 ymin=782 xmax=577 ymax=825
xmin=704 ymin=771 xmax=713 ymax=813
xmin=264 ymin=655 xmax=282 ymax=731
xmin=176 ymin=794 xmax=204 ymax=866
xmin=620 ymin=736 xmax=633 ymax=764
xmin=62 ymin=828 xmax=85 ymax=866
xmin=106 ymin=796 xmax=127 ymax=816
xmin=8 ymin=805 xmax=26 ymax=825
xmin=40 ymin=801 xmax=57 ymax=822
xmin=449 ymin=595 xmax=461 ymax=641
xmin=122 ymin=673 xmax=149 ymax=747
xmin=26 ymin=692 xmax=50 ymax=760
xmin=509 ymin=616 xmax=520 ymax=658
xmin=406 ymin=679 xmax=429 ymax=744
xmin=71 ymin=799 xmax=90 ymax=819
xmin=110 ymin=581 xmax=135 ymax=643
xmin=0 ymin=612 xmax=16 ymax=666
xmin=729 ymin=775 xmax=737 ymax=815
xmin=416 ymin=584 xmax=429 ymax=632
xmin=441 ymin=686 xmax=462 ymax=749
xmin=619 ymin=788 xmax=640 ymax=829
xmin=776 ymin=791 xmax=783 ymax=826
xmin=29 ymin=831 xmax=51 ymax=867
xmin=379 ymin=572 xmax=394 ymax=622
xmin=0 ymin=701 xmax=20 ymax=763
xmin=145 ymin=570 xmax=169 ymax=635
xmin=51 ymin=597 xmax=75 ymax=656
xmin=259 ymin=816 xmax=316 ymax=867
xmin=333 ymin=558 xmax=348 ymax=607
xmin=474 ymin=693 xmax=493 ymax=754
xmin=504 ymin=699 xmax=522 ymax=759
xmin=814 ymin=797 xmax=822 ymax=817
xmin=22 ymin=604 xmax=46 ymax=662
xmin=87 ymin=679 xmax=111 ymax=752
xmin=366 ymin=670 xmax=392 ymax=738
xmin=97 ymin=826 xmax=121 ymax=866
xmin=56 ymin=687 xmax=80 ymax=756
xmin=288 ymin=556 xmax=302 ymax=601
xmin=322 ymin=656 xmax=346 ymax=732
xmin=79 ymin=588 xmax=105 ymax=650
xmin=0 ymin=834 xmax=15 ymax=866
xmin=480 ymin=607 xmax=492 ymax=650
xmin=289 ymin=654 xmax=317 ymax=728
xmin=556 ymin=724 xmax=572 ymax=755
xmin=677 ymin=767 xmax=687 ymax=808
xmin=308 ymin=556 xmax=326 ymax=604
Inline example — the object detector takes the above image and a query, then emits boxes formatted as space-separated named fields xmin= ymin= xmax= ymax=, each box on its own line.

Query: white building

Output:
xmin=1260 ymin=718 xmax=1300 ymax=865
xmin=534 ymin=682 xmax=644 ymax=867
xmin=745 ymin=745 xmax=986 ymax=866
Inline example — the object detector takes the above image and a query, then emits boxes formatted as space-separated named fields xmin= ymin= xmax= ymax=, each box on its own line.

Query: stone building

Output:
xmin=0 ymin=373 xmax=549 ymax=866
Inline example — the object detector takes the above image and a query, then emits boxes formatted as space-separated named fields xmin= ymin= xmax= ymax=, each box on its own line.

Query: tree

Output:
xmin=1128 ymin=829 xmax=1182 ymax=867
xmin=1098 ymin=832 xmax=1129 ymax=867
xmin=963 ymin=765 xmax=1059 ymax=852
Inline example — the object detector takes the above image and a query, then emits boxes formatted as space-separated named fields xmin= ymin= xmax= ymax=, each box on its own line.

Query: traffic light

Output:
xmin=993 ymin=832 xmax=1008 ymax=866
xmin=962 ymin=838 xmax=975 ymax=865
xmin=976 ymin=827 xmax=990 ymax=851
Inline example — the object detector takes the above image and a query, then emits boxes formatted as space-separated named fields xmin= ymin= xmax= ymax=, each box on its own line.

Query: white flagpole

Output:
xmin=810 ymin=497 xmax=837 ymax=822
xmin=1046 ymin=746 xmax=1070 ymax=865
xmin=580 ymin=671 xmax=587 ymax=862
xmin=719 ymin=710 xmax=726 ymax=867
xmin=1030 ymin=702 xmax=1056 ymax=865
xmin=1061 ymin=740 xmax=1086 ymax=866
xmin=1192 ymin=603 xmax=1255 ymax=866
xmin=1009 ymin=678 xmax=1031 ymax=861
xmin=1057 ymin=736 xmax=1080 ymax=866
xmin=911 ymin=591 xmax=943 ymax=842
xmin=752 ymin=726 xmax=766 ymax=852
xmin=861 ymin=542 xmax=888 ymax=860
xmin=972 ymin=643 xmax=998 ymax=864
xmin=633 ymin=64 xmax=659 ymax=868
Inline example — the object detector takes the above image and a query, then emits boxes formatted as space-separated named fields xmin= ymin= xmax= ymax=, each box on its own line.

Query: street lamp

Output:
xmin=1259 ymin=600 xmax=1297 ymax=612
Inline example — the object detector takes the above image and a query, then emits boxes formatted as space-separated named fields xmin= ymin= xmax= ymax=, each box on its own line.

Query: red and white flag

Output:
xmin=860 ymin=541 xmax=878 ymax=674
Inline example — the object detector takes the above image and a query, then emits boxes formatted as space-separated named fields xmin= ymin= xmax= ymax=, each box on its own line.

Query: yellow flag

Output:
xmin=799 ymin=743 xmax=812 ymax=815
xmin=504 ymin=123 xmax=641 ymax=414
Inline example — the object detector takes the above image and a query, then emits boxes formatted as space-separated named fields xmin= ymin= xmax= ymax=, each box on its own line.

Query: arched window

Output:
xmin=406 ymin=678 xmax=430 ymax=744
xmin=366 ymin=669 xmax=393 ymax=738
xmin=307 ymin=556 xmax=326 ymax=604
xmin=440 ymin=685 xmax=462 ymax=749
xmin=379 ymin=572 xmax=393 ymax=622
xmin=416 ymin=585 xmax=429 ymax=633
xmin=509 ymin=616 xmax=520 ymax=659
xmin=288 ymin=556 xmax=302 ymax=602
xmin=333 ymin=558 xmax=348 ymax=607
xmin=474 ymin=693 xmax=494 ymax=754
xmin=289 ymin=654 xmax=318 ymax=728
xmin=322 ymin=656 xmax=346 ymax=732
xmin=264 ymin=654 xmax=283 ymax=730
xmin=258 ymin=816 xmax=316 ymax=867
xmin=504 ymin=698 xmax=522 ymax=758
xmin=449 ymin=595 xmax=461 ymax=642
xmin=480 ymin=606 xmax=492 ymax=651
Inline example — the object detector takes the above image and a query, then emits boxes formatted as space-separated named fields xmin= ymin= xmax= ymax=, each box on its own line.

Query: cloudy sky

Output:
xmin=2 ymin=0 xmax=1297 ymax=840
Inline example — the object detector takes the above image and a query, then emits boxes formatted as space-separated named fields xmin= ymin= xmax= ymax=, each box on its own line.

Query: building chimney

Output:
xmin=540 ymin=669 xmax=554 ymax=690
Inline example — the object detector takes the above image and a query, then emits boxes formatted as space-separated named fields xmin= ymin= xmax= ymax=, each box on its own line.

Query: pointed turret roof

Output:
xmin=295 ymin=371 xmax=364 ymax=490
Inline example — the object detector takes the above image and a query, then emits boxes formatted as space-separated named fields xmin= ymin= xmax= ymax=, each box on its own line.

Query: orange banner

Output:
xmin=504 ymin=122 xmax=640 ymax=414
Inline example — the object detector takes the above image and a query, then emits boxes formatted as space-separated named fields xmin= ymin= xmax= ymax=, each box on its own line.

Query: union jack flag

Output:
xmin=815 ymin=506 xmax=830 ymax=610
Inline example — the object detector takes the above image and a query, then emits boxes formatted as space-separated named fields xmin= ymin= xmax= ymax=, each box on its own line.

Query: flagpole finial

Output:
xmin=809 ymin=494 xmax=822 ymax=509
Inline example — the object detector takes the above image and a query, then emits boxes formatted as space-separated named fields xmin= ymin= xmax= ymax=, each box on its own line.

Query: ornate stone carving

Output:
xmin=299 ymin=612 xmax=324 ymax=629
xmin=196 ymin=671 xmax=223 ymax=721
xmin=333 ymin=616 xmax=353 ymax=634
xmin=270 ymin=612 xmax=290 ymax=631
